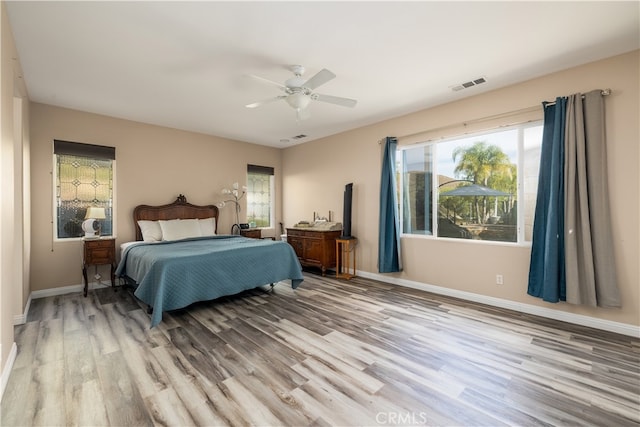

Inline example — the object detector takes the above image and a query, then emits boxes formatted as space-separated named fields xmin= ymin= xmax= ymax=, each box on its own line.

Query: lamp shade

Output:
xmin=85 ymin=207 xmax=106 ymax=219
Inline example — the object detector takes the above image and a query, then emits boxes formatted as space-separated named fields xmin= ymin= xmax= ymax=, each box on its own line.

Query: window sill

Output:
xmin=401 ymin=233 xmax=532 ymax=248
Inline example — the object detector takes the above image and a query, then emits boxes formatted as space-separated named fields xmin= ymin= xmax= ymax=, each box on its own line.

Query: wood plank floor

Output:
xmin=2 ymin=272 xmax=639 ymax=426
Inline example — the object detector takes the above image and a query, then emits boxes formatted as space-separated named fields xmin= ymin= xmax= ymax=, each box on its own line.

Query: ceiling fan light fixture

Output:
xmin=286 ymin=92 xmax=311 ymax=110
xmin=246 ymin=65 xmax=356 ymax=119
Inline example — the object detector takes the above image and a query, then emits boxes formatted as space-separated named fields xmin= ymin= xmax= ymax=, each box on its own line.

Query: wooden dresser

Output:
xmin=286 ymin=228 xmax=341 ymax=276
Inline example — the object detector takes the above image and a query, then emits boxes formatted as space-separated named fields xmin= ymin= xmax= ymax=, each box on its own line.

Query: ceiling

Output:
xmin=6 ymin=1 xmax=639 ymax=148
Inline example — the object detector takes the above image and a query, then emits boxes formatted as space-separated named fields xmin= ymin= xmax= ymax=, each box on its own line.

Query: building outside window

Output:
xmin=398 ymin=122 xmax=542 ymax=243
xmin=54 ymin=140 xmax=115 ymax=239
xmin=246 ymin=164 xmax=274 ymax=228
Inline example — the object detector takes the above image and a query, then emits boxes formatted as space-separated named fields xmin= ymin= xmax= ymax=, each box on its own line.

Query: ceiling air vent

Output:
xmin=291 ymin=134 xmax=307 ymax=140
xmin=450 ymin=76 xmax=487 ymax=92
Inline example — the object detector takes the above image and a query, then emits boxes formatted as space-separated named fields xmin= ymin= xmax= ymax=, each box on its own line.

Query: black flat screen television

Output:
xmin=341 ymin=183 xmax=354 ymax=239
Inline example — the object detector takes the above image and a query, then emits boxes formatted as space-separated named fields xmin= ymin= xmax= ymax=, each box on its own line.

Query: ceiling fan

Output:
xmin=245 ymin=65 xmax=357 ymax=120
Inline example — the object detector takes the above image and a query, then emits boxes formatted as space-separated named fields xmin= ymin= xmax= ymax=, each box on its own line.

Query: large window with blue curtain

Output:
xmin=398 ymin=122 xmax=542 ymax=243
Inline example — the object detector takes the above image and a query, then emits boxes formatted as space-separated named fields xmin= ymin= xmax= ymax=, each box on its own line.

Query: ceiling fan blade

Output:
xmin=247 ymin=74 xmax=287 ymax=91
xmin=314 ymin=93 xmax=358 ymax=108
xmin=245 ymin=96 xmax=285 ymax=109
xmin=303 ymin=68 xmax=336 ymax=90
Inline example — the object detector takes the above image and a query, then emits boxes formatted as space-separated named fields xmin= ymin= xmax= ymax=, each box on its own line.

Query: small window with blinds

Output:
xmin=246 ymin=164 xmax=274 ymax=229
xmin=53 ymin=140 xmax=115 ymax=239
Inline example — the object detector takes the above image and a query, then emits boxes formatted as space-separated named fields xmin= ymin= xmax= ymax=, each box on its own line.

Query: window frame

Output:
xmin=397 ymin=120 xmax=542 ymax=246
xmin=52 ymin=140 xmax=116 ymax=242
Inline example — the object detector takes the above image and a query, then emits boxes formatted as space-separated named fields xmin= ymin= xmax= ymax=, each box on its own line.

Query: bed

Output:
xmin=115 ymin=194 xmax=304 ymax=327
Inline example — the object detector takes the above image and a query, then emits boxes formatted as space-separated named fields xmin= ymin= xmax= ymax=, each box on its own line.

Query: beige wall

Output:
xmin=283 ymin=50 xmax=639 ymax=328
xmin=29 ymin=104 xmax=283 ymax=291
xmin=1 ymin=0 xmax=30 ymax=384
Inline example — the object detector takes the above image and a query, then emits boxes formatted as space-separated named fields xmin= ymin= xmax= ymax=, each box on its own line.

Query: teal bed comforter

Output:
xmin=116 ymin=235 xmax=303 ymax=327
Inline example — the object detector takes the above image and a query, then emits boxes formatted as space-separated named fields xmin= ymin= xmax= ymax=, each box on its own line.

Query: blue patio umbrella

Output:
xmin=440 ymin=183 xmax=509 ymax=197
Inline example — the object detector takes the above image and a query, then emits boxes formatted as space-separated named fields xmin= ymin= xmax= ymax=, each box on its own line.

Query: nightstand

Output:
xmin=82 ymin=237 xmax=116 ymax=297
xmin=240 ymin=228 xmax=261 ymax=239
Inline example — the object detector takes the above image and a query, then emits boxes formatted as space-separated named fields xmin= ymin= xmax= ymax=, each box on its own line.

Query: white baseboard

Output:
xmin=1 ymin=342 xmax=17 ymax=402
xmin=30 ymin=282 xmax=85 ymax=299
xmin=357 ymin=270 xmax=640 ymax=338
xmin=13 ymin=293 xmax=31 ymax=326
xmin=30 ymin=281 xmax=113 ymax=300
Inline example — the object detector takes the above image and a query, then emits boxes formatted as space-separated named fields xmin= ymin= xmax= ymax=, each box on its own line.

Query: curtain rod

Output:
xmin=381 ymin=88 xmax=611 ymax=144
xmin=387 ymin=104 xmax=541 ymax=143
xmin=542 ymin=88 xmax=610 ymax=106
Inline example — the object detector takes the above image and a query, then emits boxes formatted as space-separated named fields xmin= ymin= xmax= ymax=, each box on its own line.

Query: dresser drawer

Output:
xmin=86 ymin=248 xmax=113 ymax=264
xmin=85 ymin=239 xmax=113 ymax=249
xmin=240 ymin=229 xmax=261 ymax=239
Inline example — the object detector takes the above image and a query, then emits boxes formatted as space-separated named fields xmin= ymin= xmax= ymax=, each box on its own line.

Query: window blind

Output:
xmin=247 ymin=164 xmax=274 ymax=175
xmin=54 ymin=139 xmax=115 ymax=160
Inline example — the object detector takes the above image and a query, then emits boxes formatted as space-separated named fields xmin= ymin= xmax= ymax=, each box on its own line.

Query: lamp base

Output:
xmin=82 ymin=218 xmax=100 ymax=238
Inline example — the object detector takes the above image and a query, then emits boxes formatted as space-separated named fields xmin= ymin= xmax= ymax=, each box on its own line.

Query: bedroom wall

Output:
xmin=29 ymin=104 xmax=283 ymax=292
xmin=1 ymin=0 xmax=30 ymax=392
xmin=282 ymin=50 xmax=640 ymax=329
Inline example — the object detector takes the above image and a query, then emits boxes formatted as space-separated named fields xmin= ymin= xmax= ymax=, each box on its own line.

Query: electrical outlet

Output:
xmin=496 ymin=274 xmax=504 ymax=285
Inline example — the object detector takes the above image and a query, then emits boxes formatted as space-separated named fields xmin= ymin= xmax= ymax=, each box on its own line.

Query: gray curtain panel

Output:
xmin=564 ymin=90 xmax=621 ymax=307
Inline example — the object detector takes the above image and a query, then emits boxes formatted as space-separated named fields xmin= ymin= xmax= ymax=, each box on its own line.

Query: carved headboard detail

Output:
xmin=132 ymin=194 xmax=219 ymax=241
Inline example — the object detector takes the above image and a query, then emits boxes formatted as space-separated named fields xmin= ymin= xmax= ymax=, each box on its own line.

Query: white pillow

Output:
xmin=198 ymin=217 xmax=217 ymax=236
xmin=159 ymin=218 xmax=202 ymax=241
xmin=138 ymin=220 xmax=163 ymax=242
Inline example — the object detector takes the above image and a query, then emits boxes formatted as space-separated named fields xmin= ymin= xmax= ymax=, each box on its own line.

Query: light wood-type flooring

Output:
xmin=2 ymin=272 xmax=639 ymax=426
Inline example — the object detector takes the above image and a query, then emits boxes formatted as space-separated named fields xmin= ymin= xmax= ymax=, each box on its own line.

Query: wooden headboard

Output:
xmin=133 ymin=194 xmax=219 ymax=241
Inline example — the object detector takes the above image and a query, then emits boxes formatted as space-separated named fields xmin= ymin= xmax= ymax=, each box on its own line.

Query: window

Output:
xmin=401 ymin=145 xmax=434 ymax=235
xmin=246 ymin=164 xmax=274 ymax=228
xmin=54 ymin=140 xmax=115 ymax=239
xmin=398 ymin=122 xmax=542 ymax=243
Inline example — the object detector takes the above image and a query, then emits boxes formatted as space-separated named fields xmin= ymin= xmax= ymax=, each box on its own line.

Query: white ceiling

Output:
xmin=6 ymin=1 xmax=639 ymax=148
